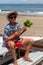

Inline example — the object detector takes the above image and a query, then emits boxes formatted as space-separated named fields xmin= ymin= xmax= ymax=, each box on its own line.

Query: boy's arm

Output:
xmin=6 ymin=26 xmax=27 ymax=41
xmin=19 ymin=26 xmax=27 ymax=35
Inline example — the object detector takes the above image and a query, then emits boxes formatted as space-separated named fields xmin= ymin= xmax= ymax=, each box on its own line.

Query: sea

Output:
xmin=0 ymin=4 xmax=43 ymax=16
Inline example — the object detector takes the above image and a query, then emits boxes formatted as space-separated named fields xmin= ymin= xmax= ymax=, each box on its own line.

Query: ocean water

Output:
xmin=0 ymin=4 xmax=43 ymax=16
xmin=0 ymin=4 xmax=43 ymax=12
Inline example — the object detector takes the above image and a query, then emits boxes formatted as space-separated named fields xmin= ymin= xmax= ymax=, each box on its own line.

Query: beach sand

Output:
xmin=0 ymin=13 xmax=43 ymax=37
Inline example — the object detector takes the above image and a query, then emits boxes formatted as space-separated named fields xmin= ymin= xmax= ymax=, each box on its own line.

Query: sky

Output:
xmin=0 ymin=0 xmax=43 ymax=4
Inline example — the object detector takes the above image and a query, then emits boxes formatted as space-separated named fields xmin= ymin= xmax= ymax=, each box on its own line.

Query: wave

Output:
xmin=18 ymin=11 xmax=43 ymax=16
xmin=0 ymin=10 xmax=43 ymax=16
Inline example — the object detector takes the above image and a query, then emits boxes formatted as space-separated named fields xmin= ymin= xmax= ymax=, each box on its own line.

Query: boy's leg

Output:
xmin=21 ymin=38 xmax=34 ymax=62
xmin=6 ymin=40 xmax=18 ymax=65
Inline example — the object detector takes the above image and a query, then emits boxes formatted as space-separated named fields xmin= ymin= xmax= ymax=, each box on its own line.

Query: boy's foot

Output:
xmin=13 ymin=63 xmax=18 ymax=65
xmin=23 ymin=56 xmax=33 ymax=62
xmin=13 ymin=61 xmax=18 ymax=65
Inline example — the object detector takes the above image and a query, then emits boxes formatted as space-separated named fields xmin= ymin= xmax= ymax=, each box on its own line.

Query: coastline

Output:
xmin=0 ymin=10 xmax=43 ymax=16
xmin=18 ymin=11 xmax=43 ymax=16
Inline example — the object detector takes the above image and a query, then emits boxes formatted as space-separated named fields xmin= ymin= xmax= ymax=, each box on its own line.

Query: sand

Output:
xmin=0 ymin=14 xmax=43 ymax=37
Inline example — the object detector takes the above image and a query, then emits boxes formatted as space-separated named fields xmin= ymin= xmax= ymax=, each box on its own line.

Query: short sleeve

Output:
xmin=4 ymin=28 xmax=10 ymax=36
xmin=3 ymin=28 xmax=9 ymax=41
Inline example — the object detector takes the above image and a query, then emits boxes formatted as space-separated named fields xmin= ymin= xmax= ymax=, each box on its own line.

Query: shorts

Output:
xmin=6 ymin=38 xmax=23 ymax=49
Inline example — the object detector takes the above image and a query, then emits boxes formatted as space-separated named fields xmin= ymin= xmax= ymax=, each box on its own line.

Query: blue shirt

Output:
xmin=3 ymin=22 xmax=21 ymax=41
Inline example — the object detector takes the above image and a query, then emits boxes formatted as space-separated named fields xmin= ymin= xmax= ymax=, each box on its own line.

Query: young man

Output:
xmin=3 ymin=11 xmax=34 ymax=65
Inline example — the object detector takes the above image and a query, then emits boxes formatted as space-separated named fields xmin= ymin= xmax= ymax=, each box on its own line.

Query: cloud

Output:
xmin=0 ymin=0 xmax=29 ymax=4
xmin=20 ymin=0 xmax=28 ymax=1
xmin=0 ymin=0 xmax=43 ymax=4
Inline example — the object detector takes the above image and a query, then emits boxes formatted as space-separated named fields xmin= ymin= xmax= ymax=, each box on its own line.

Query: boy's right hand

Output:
xmin=22 ymin=26 xmax=27 ymax=32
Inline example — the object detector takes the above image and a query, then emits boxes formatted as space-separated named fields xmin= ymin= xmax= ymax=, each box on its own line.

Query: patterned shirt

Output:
xmin=3 ymin=22 xmax=21 ymax=41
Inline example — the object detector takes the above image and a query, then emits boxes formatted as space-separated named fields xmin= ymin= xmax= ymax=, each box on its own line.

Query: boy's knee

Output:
xmin=28 ymin=39 xmax=34 ymax=45
xmin=7 ymin=40 xmax=15 ymax=49
xmin=30 ymin=39 xmax=34 ymax=44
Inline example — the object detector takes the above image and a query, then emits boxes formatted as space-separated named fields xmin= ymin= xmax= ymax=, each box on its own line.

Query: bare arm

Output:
xmin=6 ymin=26 xmax=27 ymax=42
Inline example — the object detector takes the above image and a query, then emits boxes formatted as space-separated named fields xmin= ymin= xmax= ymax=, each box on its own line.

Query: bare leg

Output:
xmin=7 ymin=41 xmax=18 ymax=65
xmin=22 ymin=38 xmax=34 ymax=62
xmin=10 ymin=47 xmax=18 ymax=65
xmin=24 ymin=43 xmax=33 ymax=62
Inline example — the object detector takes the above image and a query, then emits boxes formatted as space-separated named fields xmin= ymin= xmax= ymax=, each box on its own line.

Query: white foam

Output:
xmin=0 ymin=10 xmax=43 ymax=16
xmin=0 ymin=11 xmax=9 ymax=14
xmin=18 ymin=11 xmax=43 ymax=16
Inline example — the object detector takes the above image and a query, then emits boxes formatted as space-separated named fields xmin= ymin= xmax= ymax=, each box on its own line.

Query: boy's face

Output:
xmin=9 ymin=15 xmax=16 ymax=23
